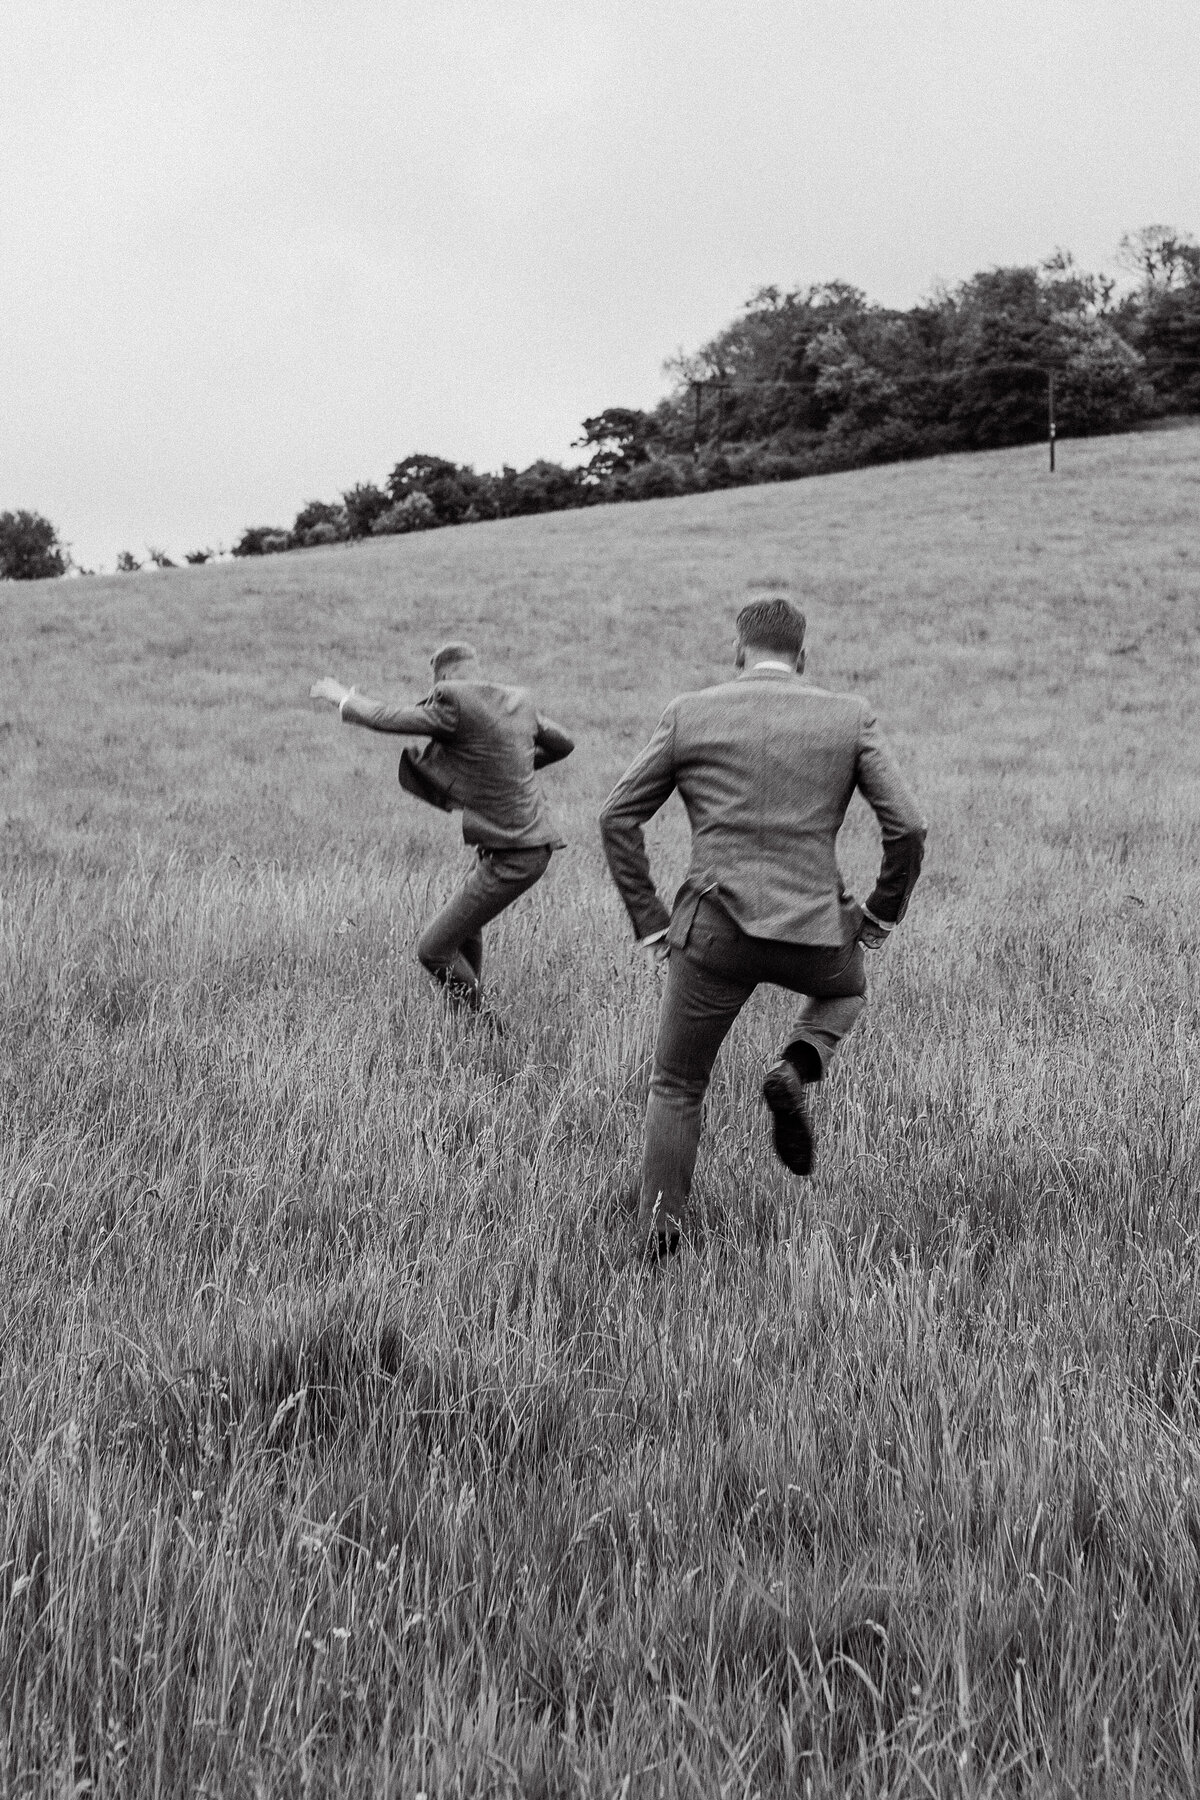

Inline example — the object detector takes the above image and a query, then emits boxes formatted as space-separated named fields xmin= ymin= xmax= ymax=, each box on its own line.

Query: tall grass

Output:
xmin=3 ymin=428 xmax=1200 ymax=1793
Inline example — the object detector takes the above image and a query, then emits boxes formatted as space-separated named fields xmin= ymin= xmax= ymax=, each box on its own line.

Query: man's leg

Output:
xmin=640 ymin=947 xmax=753 ymax=1245
xmin=760 ymin=941 xmax=868 ymax=1173
xmin=779 ymin=943 xmax=868 ymax=1079
xmin=460 ymin=930 xmax=484 ymax=985
xmin=416 ymin=845 xmax=550 ymax=1008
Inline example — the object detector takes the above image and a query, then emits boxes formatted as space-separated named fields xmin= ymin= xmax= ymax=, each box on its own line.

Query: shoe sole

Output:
xmin=762 ymin=1066 xmax=814 ymax=1177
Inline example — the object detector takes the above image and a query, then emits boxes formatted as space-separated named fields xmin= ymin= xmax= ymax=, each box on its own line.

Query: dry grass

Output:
xmin=3 ymin=427 xmax=1200 ymax=1795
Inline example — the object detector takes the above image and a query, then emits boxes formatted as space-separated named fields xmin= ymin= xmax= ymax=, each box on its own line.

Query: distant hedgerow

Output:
xmin=243 ymin=224 xmax=1197 ymax=567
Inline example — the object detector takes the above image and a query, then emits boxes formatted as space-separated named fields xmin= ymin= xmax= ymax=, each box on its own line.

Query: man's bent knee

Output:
xmin=785 ymin=992 xmax=867 ymax=1080
xmin=416 ymin=936 xmax=448 ymax=975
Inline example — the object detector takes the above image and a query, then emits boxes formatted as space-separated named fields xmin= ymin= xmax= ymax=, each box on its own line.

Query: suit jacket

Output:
xmin=342 ymin=680 xmax=573 ymax=850
xmin=599 ymin=666 xmax=926 ymax=948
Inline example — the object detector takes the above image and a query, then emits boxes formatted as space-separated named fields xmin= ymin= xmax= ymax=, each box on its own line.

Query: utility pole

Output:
xmin=1048 ymin=368 xmax=1056 ymax=473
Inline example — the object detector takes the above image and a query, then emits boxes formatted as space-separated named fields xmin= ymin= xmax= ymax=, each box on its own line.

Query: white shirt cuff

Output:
xmin=639 ymin=928 xmax=668 ymax=946
xmin=862 ymin=906 xmax=893 ymax=931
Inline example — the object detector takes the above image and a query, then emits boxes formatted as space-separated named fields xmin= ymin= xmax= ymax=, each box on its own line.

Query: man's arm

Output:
xmin=341 ymin=687 xmax=458 ymax=739
xmin=854 ymin=706 xmax=927 ymax=934
xmin=598 ymin=706 xmax=678 ymax=941
xmin=309 ymin=678 xmax=458 ymax=740
xmin=534 ymin=715 xmax=574 ymax=769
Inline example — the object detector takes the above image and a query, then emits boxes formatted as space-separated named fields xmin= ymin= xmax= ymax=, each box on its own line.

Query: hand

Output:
xmin=641 ymin=934 xmax=669 ymax=970
xmin=310 ymin=677 xmax=351 ymax=707
xmin=857 ymin=914 xmax=892 ymax=952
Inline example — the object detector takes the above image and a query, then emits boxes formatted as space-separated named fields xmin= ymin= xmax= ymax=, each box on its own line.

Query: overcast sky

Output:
xmin=3 ymin=0 xmax=1197 ymax=570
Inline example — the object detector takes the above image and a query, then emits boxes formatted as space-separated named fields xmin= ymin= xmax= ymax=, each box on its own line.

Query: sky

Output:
xmin=2 ymin=0 xmax=1197 ymax=571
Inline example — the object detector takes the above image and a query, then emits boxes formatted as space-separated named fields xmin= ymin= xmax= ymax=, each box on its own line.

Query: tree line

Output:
xmin=4 ymin=227 xmax=1198 ymax=578
xmin=228 ymin=227 xmax=1200 ymax=554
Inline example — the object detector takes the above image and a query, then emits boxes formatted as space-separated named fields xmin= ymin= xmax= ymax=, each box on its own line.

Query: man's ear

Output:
xmin=734 ymin=640 xmax=746 ymax=669
xmin=797 ymin=648 xmax=806 ymax=674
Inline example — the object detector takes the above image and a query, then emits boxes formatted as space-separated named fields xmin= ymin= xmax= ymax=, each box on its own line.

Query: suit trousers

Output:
xmin=417 ymin=844 xmax=551 ymax=1003
xmin=640 ymin=894 xmax=867 ymax=1234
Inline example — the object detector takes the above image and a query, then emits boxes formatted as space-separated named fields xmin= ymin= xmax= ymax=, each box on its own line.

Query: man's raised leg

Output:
xmin=763 ymin=942 xmax=868 ymax=1175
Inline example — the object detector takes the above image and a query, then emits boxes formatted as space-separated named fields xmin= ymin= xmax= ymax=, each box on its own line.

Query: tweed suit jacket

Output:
xmin=599 ymin=666 xmax=926 ymax=948
xmin=341 ymin=680 xmax=573 ymax=851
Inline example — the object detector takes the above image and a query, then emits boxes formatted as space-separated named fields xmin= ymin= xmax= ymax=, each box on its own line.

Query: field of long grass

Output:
xmin=3 ymin=426 xmax=1200 ymax=1796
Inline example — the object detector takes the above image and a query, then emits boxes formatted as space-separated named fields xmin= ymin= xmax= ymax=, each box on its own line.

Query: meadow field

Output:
xmin=3 ymin=425 xmax=1200 ymax=1796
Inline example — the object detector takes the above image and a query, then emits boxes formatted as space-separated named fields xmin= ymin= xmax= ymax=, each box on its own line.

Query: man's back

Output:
xmin=599 ymin=595 xmax=927 ymax=1250
xmin=427 ymin=680 xmax=566 ymax=848
xmin=601 ymin=666 xmax=925 ymax=947
xmin=344 ymin=677 xmax=572 ymax=850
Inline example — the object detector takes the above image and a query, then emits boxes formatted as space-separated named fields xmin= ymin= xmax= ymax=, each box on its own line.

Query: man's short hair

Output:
xmin=736 ymin=595 xmax=806 ymax=656
xmin=430 ymin=639 xmax=478 ymax=680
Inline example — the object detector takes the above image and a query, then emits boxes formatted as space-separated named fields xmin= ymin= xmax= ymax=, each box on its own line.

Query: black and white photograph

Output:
xmin=3 ymin=2 xmax=1199 ymax=1792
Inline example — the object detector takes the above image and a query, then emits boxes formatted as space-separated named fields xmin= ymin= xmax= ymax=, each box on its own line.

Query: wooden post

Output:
xmin=1048 ymin=368 xmax=1056 ymax=472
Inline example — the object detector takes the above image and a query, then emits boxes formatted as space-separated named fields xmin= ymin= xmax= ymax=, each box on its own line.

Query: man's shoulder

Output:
xmin=437 ymin=678 xmax=525 ymax=704
xmin=795 ymin=682 xmax=870 ymax=715
xmin=440 ymin=680 xmax=535 ymax=728
xmin=675 ymin=678 xmax=867 ymax=721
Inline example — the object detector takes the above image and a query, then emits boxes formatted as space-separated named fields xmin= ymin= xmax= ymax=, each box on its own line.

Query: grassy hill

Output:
xmin=2 ymin=426 xmax=1200 ymax=1794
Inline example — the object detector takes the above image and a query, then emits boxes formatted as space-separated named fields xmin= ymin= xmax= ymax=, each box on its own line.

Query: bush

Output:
xmin=386 ymin=455 xmax=483 ymax=525
xmin=115 ymin=550 xmax=142 ymax=573
xmin=371 ymin=493 xmax=438 ymax=535
xmin=623 ymin=459 xmax=689 ymax=501
xmin=1055 ymin=321 xmax=1154 ymax=435
xmin=491 ymin=461 xmax=583 ymax=517
xmin=0 ymin=510 xmax=66 ymax=580
xmin=232 ymin=526 xmax=289 ymax=557
xmin=1136 ymin=279 xmax=1200 ymax=413
xmin=341 ymin=483 xmax=391 ymax=538
xmin=290 ymin=500 xmax=348 ymax=547
xmin=302 ymin=522 xmax=342 ymax=547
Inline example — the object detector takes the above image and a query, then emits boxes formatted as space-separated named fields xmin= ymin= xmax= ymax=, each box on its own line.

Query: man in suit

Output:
xmin=599 ymin=593 xmax=926 ymax=1255
xmin=311 ymin=641 xmax=573 ymax=1011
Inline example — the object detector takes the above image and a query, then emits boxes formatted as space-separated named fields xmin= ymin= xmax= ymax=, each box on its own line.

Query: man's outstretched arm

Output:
xmin=854 ymin=707 xmax=927 ymax=941
xmin=534 ymin=715 xmax=574 ymax=769
xmin=598 ymin=706 xmax=678 ymax=942
xmin=310 ymin=678 xmax=458 ymax=739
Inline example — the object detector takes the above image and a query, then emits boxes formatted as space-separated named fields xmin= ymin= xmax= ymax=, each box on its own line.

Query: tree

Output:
xmin=491 ymin=460 xmax=583 ymax=517
xmin=290 ymin=499 xmax=348 ymax=546
xmin=1041 ymin=248 xmax=1116 ymax=316
xmin=232 ymin=525 xmax=289 ymax=557
xmin=145 ymin=546 xmax=176 ymax=569
xmin=574 ymin=408 xmax=654 ymax=478
xmin=0 ymin=510 xmax=67 ymax=580
xmin=386 ymin=454 xmax=486 ymax=525
xmin=1131 ymin=275 xmax=1200 ymax=413
xmin=371 ymin=493 xmax=438 ymax=534
xmin=943 ymin=267 xmax=1062 ymax=448
xmin=1054 ymin=319 xmax=1153 ymax=434
xmin=115 ymin=550 xmax=142 ymax=572
xmin=341 ymin=482 xmax=391 ymax=538
xmin=805 ymin=329 xmax=901 ymax=436
xmin=1117 ymin=226 xmax=1200 ymax=293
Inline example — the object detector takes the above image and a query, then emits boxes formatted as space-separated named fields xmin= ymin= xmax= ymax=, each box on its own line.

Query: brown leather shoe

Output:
xmin=762 ymin=1060 xmax=814 ymax=1176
